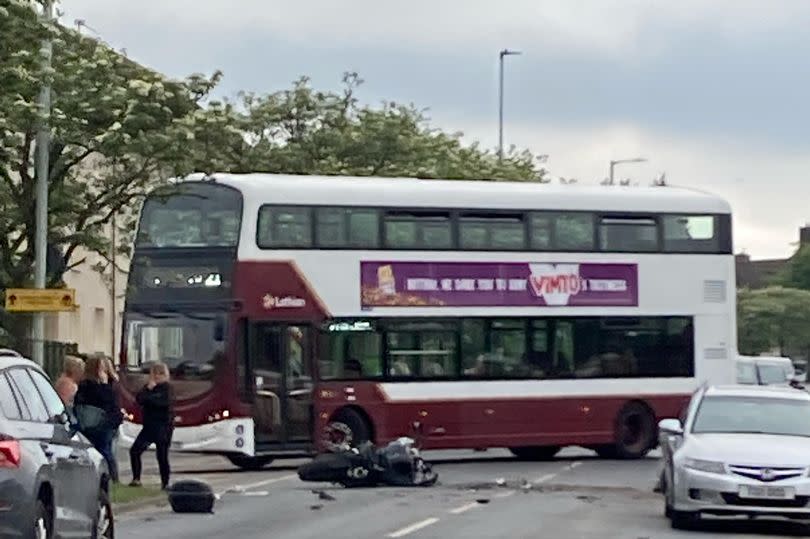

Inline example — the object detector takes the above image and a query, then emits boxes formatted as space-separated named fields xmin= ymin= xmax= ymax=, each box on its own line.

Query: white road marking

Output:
xmin=387 ymin=517 xmax=441 ymax=538
xmin=534 ymin=460 xmax=583 ymax=484
xmin=494 ymin=490 xmax=516 ymax=499
xmin=449 ymin=502 xmax=480 ymax=515
xmin=216 ymin=474 xmax=296 ymax=496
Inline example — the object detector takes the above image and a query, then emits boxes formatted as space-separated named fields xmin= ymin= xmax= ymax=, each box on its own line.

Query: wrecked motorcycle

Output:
xmin=297 ymin=437 xmax=438 ymax=488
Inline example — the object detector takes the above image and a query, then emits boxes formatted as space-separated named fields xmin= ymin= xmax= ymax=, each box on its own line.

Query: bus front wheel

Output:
xmin=226 ymin=455 xmax=274 ymax=471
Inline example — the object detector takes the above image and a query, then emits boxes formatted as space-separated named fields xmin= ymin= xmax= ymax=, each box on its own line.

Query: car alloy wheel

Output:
xmin=35 ymin=518 xmax=47 ymax=539
xmin=33 ymin=500 xmax=52 ymax=539
xmin=97 ymin=503 xmax=112 ymax=538
xmin=93 ymin=490 xmax=115 ymax=539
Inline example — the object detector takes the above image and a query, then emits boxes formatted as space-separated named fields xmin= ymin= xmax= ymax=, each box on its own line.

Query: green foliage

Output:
xmin=193 ymin=73 xmax=544 ymax=181
xmin=775 ymin=245 xmax=810 ymax=291
xmin=737 ymin=286 xmax=810 ymax=356
xmin=0 ymin=0 xmax=221 ymax=292
xmin=0 ymin=3 xmax=546 ymax=345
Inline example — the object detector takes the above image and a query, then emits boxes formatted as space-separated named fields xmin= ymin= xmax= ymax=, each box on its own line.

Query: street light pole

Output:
xmin=32 ymin=0 xmax=54 ymax=366
xmin=498 ymin=49 xmax=522 ymax=161
xmin=609 ymin=157 xmax=647 ymax=185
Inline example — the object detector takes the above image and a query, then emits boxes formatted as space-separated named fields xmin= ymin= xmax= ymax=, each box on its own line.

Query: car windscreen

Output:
xmin=692 ymin=395 xmax=810 ymax=437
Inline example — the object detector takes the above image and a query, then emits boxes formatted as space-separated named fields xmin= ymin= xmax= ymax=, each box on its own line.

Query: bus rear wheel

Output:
xmin=226 ymin=455 xmax=274 ymax=471
xmin=324 ymin=408 xmax=371 ymax=452
xmin=509 ymin=446 xmax=561 ymax=461
xmin=597 ymin=401 xmax=656 ymax=459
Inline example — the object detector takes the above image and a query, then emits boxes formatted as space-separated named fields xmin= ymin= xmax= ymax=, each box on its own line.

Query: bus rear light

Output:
xmin=0 ymin=438 xmax=21 ymax=468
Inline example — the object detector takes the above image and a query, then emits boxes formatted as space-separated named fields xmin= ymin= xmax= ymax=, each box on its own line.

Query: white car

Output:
xmin=659 ymin=384 xmax=810 ymax=529
xmin=736 ymin=355 xmax=798 ymax=387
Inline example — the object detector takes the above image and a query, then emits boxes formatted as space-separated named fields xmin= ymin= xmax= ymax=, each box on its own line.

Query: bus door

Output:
xmin=247 ymin=323 xmax=314 ymax=446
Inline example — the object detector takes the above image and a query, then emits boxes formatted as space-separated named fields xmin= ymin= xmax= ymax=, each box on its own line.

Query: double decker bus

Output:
xmin=117 ymin=173 xmax=736 ymax=469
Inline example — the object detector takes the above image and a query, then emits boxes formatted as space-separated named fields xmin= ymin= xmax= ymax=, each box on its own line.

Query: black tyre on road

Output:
xmin=596 ymin=402 xmax=657 ymax=459
xmin=509 ymin=446 xmax=561 ymax=461
xmin=226 ymin=455 xmax=274 ymax=471
xmin=324 ymin=408 xmax=371 ymax=452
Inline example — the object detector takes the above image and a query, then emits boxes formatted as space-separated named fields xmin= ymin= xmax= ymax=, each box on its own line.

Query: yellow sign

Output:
xmin=4 ymin=288 xmax=76 ymax=312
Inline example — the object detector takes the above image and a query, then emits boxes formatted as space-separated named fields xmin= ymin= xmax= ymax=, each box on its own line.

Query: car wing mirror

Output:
xmin=658 ymin=418 xmax=683 ymax=435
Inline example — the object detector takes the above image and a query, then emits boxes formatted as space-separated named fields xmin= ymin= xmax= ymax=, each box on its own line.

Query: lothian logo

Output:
xmin=262 ymin=294 xmax=306 ymax=309
xmin=528 ymin=263 xmax=583 ymax=306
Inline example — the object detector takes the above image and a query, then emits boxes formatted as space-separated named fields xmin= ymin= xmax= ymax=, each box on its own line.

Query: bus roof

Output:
xmin=189 ymin=173 xmax=731 ymax=214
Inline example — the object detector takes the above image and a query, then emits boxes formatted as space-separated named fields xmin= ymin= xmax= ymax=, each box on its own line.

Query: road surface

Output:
xmin=116 ymin=448 xmax=808 ymax=538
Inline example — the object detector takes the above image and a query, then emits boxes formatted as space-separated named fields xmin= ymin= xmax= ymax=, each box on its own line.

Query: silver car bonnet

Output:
xmin=681 ymin=432 xmax=810 ymax=467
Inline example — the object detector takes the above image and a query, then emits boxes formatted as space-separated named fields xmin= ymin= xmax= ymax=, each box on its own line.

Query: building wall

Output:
xmin=44 ymin=243 xmax=128 ymax=359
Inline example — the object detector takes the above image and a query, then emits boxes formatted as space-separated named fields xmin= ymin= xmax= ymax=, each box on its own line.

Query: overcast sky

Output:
xmin=62 ymin=0 xmax=810 ymax=259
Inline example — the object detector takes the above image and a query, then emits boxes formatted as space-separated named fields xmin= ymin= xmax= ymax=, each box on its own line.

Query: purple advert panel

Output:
xmin=360 ymin=261 xmax=639 ymax=308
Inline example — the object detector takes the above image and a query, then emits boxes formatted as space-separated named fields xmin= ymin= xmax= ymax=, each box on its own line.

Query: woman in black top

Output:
xmin=129 ymin=363 xmax=174 ymax=489
xmin=74 ymin=354 xmax=124 ymax=482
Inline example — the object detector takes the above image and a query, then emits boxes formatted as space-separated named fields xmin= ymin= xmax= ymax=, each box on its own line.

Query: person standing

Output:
xmin=102 ymin=356 xmax=122 ymax=467
xmin=74 ymin=355 xmax=123 ymax=483
xmin=129 ymin=363 xmax=174 ymax=490
xmin=55 ymin=355 xmax=85 ymax=406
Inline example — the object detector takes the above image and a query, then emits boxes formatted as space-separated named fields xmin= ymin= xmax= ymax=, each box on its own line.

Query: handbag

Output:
xmin=73 ymin=404 xmax=108 ymax=434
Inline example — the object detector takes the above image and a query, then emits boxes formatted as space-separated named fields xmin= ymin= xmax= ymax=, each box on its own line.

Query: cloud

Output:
xmin=63 ymin=0 xmax=810 ymax=57
xmin=444 ymin=117 xmax=810 ymax=259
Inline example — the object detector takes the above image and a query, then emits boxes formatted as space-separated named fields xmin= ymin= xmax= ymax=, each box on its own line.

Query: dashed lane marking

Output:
xmin=387 ymin=517 xmax=441 ymax=538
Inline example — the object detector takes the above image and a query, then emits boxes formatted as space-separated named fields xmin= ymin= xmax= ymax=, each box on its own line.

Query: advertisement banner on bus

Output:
xmin=360 ymin=261 xmax=638 ymax=307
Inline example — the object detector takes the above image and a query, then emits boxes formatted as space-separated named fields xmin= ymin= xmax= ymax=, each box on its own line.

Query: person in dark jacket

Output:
xmin=74 ymin=354 xmax=124 ymax=482
xmin=129 ymin=363 xmax=174 ymax=489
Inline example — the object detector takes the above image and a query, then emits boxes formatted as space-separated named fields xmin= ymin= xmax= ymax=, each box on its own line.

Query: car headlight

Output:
xmin=684 ymin=458 xmax=726 ymax=474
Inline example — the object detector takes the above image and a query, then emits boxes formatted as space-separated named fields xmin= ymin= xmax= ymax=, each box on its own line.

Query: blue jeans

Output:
xmin=87 ymin=428 xmax=119 ymax=482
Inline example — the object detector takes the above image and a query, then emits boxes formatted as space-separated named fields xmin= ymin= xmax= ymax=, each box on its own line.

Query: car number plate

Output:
xmin=739 ymin=485 xmax=795 ymax=500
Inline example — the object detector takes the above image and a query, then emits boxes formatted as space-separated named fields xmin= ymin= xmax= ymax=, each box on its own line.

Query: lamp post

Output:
xmin=609 ymin=157 xmax=647 ymax=185
xmin=498 ymin=48 xmax=522 ymax=160
xmin=32 ymin=0 xmax=54 ymax=365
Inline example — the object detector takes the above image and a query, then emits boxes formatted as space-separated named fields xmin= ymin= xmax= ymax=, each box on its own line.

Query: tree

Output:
xmin=776 ymin=245 xmax=810 ymax=291
xmin=737 ymin=286 xmax=810 ymax=357
xmin=206 ymin=73 xmax=545 ymax=181
xmin=1 ymin=4 xmax=546 ymax=346
xmin=0 ymin=0 xmax=221 ymax=344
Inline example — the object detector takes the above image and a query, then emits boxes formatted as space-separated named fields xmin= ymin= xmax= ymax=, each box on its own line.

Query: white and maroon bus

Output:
xmin=117 ymin=173 xmax=736 ymax=469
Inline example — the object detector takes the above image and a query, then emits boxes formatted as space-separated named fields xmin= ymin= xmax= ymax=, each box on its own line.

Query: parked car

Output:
xmin=0 ymin=354 xmax=114 ymax=538
xmin=736 ymin=355 xmax=798 ymax=387
xmin=659 ymin=384 xmax=810 ymax=529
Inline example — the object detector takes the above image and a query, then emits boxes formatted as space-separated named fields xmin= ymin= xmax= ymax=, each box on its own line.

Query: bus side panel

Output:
xmin=316 ymin=382 xmax=691 ymax=451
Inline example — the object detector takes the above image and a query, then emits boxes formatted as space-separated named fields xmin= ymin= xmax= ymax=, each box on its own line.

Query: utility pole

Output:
xmin=110 ymin=213 xmax=117 ymax=360
xmin=498 ymin=49 xmax=522 ymax=161
xmin=32 ymin=0 xmax=54 ymax=366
